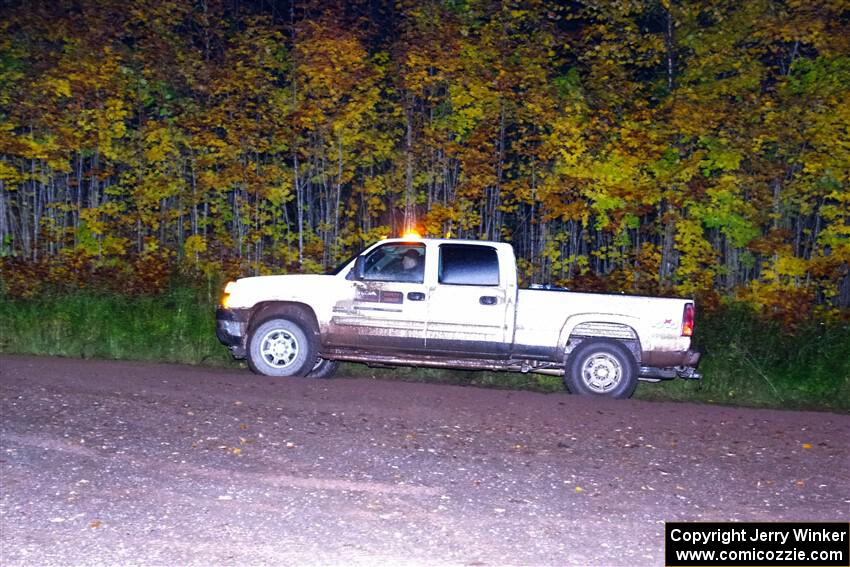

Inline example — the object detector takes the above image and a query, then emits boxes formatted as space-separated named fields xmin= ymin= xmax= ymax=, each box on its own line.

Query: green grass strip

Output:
xmin=0 ymin=288 xmax=232 ymax=366
xmin=1 ymin=290 xmax=847 ymax=412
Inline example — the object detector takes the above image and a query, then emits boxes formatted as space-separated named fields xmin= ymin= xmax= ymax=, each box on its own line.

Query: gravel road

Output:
xmin=1 ymin=355 xmax=848 ymax=566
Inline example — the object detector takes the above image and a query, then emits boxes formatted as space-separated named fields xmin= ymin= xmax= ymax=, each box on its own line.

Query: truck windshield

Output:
xmin=327 ymin=250 xmax=364 ymax=275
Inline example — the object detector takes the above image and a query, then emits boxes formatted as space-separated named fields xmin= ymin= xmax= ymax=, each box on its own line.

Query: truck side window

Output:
xmin=362 ymin=243 xmax=425 ymax=283
xmin=439 ymin=244 xmax=500 ymax=286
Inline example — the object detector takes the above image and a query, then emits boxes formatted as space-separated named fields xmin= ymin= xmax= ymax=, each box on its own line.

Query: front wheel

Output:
xmin=248 ymin=318 xmax=315 ymax=377
xmin=307 ymin=358 xmax=339 ymax=379
xmin=565 ymin=339 xmax=638 ymax=399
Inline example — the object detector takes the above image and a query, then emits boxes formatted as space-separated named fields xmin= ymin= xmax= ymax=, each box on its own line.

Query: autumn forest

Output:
xmin=1 ymin=0 xmax=848 ymax=323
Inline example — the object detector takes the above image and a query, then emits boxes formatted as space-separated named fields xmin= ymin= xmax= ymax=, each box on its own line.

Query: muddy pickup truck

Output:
xmin=216 ymin=238 xmax=700 ymax=398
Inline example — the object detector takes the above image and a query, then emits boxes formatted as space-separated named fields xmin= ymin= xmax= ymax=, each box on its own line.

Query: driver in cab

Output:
xmin=392 ymin=248 xmax=424 ymax=282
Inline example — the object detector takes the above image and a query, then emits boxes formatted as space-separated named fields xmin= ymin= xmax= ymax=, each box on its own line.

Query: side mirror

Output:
xmin=347 ymin=256 xmax=366 ymax=281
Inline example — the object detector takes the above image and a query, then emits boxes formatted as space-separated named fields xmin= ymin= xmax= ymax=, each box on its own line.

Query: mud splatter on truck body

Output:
xmin=216 ymin=238 xmax=701 ymax=398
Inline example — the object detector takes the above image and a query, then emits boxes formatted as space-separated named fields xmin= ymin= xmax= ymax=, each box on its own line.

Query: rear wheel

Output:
xmin=565 ymin=339 xmax=638 ymax=399
xmin=248 ymin=318 xmax=315 ymax=377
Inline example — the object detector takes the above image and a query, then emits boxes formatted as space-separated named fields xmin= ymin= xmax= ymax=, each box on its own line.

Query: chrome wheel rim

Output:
xmin=580 ymin=353 xmax=622 ymax=393
xmin=260 ymin=328 xmax=299 ymax=368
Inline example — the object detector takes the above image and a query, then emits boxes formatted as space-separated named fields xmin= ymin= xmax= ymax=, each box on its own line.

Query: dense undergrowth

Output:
xmin=0 ymin=289 xmax=847 ymax=412
xmin=635 ymin=304 xmax=850 ymax=411
xmin=0 ymin=287 xmax=232 ymax=367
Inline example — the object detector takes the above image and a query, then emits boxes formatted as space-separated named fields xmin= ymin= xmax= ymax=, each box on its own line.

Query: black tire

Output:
xmin=306 ymin=358 xmax=340 ymax=379
xmin=247 ymin=318 xmax=315 ymax=377
xmin=565 ymin=339 xmax=638 ymax=399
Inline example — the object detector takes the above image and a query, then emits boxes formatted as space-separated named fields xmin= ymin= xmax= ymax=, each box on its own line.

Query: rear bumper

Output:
xmin=215 ymin=307 xmax=249 ymax=358
xmin=642 ymin=348 xmax=701 ymax=369
xmin=639 ymin=349 xmax=702 ymax=381
xmin=681 ymin=349 xmax=702 ymax=379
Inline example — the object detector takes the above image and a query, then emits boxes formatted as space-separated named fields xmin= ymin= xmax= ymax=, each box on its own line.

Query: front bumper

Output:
xmin=215 ymin=307 xmax=249 ymax=358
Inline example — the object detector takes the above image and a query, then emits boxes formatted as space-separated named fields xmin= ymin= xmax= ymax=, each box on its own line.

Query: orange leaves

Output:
xmin=0 ymin=0 xmax=846 ymax=321
xmin=293 ymin=19 xmax=378 ymax=135
xmin=296 ymin=23 xmax=369 ymax=99
xmin=742 ymin=281 xmax=817 ymax=331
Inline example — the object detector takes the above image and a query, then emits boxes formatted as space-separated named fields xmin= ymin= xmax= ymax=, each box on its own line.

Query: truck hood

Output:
xmin=226 ymin=274 xmax=338 ymax=309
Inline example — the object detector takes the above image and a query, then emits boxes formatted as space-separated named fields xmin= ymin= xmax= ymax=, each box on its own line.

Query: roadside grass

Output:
xmin=0 ymin=289 xmax=846 ymax=412
xmin=634 ymin=305 xmax=850 ymax=412
xmin=0 ymin=288 xmax=233 ymax=367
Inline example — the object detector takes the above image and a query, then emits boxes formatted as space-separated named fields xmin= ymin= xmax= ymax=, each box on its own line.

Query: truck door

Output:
xmin=327 ymin=242 xmax=428 ymax=352
xmin=425 ymin=243 xmax=511 ymax=357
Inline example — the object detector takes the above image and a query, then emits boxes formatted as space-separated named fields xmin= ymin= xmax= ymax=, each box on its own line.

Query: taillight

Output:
xmin=682 ymin=303 xmax=695 ymax=337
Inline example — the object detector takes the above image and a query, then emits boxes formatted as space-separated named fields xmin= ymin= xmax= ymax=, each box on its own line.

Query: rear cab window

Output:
xmin=438 ymin=244 xmax=500 ymax=286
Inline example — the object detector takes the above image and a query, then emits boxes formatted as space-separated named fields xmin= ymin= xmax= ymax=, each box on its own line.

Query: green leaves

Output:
xmin=0 ymin=0 xmax=847 ymax=320
xmin=698 ymin=137 xmax=743 ymax=176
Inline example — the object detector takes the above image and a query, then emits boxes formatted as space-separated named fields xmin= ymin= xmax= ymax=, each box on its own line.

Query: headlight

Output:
xmin=221 ymin=281 xmax=236 ymax=308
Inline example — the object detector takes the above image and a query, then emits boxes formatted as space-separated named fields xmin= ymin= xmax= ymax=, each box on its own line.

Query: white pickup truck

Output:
xmin=216 ymin=238 xmax=701 ymax=398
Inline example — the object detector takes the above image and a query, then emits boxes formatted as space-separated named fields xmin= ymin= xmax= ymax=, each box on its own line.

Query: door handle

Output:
xmin=479 ymin=296 xmax=497 ymax=305
xmin=407 ymin=292 xmax=425 ymax=301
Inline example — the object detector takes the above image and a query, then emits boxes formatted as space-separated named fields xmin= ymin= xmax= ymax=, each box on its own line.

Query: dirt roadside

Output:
xmin=1 ymin=355 xmax=848 ymax=566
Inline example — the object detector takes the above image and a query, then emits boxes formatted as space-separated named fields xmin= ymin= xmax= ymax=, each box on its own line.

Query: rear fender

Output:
xmin=558 ymin=316 xmax=642 ymax=363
